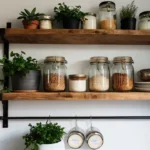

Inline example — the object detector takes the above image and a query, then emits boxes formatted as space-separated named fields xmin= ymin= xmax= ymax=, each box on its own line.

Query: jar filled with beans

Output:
xmin=43 ymin=56 xmax=67 ymax=92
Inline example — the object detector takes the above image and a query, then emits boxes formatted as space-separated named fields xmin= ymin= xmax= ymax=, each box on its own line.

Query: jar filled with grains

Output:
xmin=43 ymin=56 xmax=67 ymax=92
xmin=112 ymin=56 xmax=134 ymax=92
xmin=99 ymin=1 xmax=116 ymax=29
xmin=89 ymin=57 xmax=110 ymax=92
xmin=40 ymin=15 xmax=52 ymax=29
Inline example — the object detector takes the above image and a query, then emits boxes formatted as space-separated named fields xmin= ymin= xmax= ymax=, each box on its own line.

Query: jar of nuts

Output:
xmin=89 ymin=57 xmax=110 ymax=92
xmin=112 ymin=56 xmax=134 ymax=92
xmin=43 ymin=56 xmax=67 ymax=92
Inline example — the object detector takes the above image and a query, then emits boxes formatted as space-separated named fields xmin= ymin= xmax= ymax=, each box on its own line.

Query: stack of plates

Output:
xmin=135 ymin=82 xmax=150 ymax=92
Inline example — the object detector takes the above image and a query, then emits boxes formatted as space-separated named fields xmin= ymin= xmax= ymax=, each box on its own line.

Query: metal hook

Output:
xmin=46 ymin=115 xmax=51 ymax=124
xmin=90 ymin=115 xmax=93 ymax=130
xmin=75 ymin=115 xmax=78 ymax=130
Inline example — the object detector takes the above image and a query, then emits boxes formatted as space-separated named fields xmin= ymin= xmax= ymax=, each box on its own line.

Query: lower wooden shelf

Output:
xmin=2 ymin=92 xmax=150 ymax=100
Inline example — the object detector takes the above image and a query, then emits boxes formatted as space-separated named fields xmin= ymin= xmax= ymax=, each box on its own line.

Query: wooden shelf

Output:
xmin=2 ymin=92 xmax=150 ymax=100
xmin=4 ymin=29 xmax=150 ymax=45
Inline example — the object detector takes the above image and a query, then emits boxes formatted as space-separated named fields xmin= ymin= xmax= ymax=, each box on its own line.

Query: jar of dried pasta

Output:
xmin=99 ymin=1 xmax=116 ymax=29
xmin=43 ymin=56 xmax=67 ymax=92
xmin=89 ymin=57 xmax=110 ymax=92
xmin=112 ymin=57 xmax=134 ymax=92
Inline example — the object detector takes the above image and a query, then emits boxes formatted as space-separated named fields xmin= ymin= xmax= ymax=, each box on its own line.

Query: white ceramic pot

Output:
xmin=38 ymin=141 xmax=65 ymax=150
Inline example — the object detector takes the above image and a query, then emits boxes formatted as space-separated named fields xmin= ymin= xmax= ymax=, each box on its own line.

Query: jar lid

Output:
xmin=44 ymin=56 xmax=67 ymax=63
xmin=139 ymin=11 xmax=150 ymax=17
xmin=69 ymin=74 xmax=87 ymax=80
xmin=113 ymin=56 xmax=134 ymax=63
xmin=41 ymin=15 xmax=51 ymax=20
xmin=86 ymin=12 xmax=96 ymax=17
xmin=99 ymin=1 xmax=116 ymax=8
xmin=90 ymin=57 xmax=109 ymax=63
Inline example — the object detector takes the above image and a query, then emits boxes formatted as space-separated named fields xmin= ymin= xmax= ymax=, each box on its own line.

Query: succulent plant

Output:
xmin=17 ymin=8 xmax=44 ymax=21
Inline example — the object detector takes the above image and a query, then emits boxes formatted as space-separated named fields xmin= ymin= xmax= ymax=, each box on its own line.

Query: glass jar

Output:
xmin=99 ymin=1 xmax=116 ymax=29
xmin=138 ymin=11 xmax=150 ymax=30
xmin=40 ymin=15 xmax=52 ymax=29
xmin=89 ymin=57 xmax=110 ymax=92
xmin=43 ymin=56 xmax=67 ymax=92
xmin=83 ymin=13 xmax=97 ymax=29
xmin=112 ymin=57 xmax=134 ymax=92
xmin=69 ymin=74 xmax=87 ymax=92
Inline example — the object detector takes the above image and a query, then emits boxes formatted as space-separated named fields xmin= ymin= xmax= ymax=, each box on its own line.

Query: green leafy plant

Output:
xmin=54 ymin=3 xmax=88 ymax=21
xmin=17 ymin=8 xmax=44 ymax=22
xmin=0 ymin=51 xmax=40 ymax=77
xmin=23 ymin=122 xmax=65 ymax=150
xmin=120 ymin=1 xmax=138 ymax=20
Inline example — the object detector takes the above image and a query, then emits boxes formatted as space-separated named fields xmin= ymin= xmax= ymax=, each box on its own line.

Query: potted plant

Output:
xmin=17 ymin=8 xmax=44 ymax=29
xmin=120 ymin=1 xmax=138 ymax=30
xmin=54 ymin=3 xmax=87 ymax=29
xmin=23 ymin=122 xmax=65 ymax=150
xmin=0 ymin=51 xmax=41 ymax=92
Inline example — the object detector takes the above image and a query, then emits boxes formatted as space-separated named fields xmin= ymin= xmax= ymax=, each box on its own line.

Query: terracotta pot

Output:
xmin=22 ymin=20 xmax=39 ymax=29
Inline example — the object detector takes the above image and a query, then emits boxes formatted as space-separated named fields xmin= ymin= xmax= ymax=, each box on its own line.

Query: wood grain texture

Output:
xmin=4 ymin=29 xmax=150 ymax=44
xmin=2 ymin=92 xmax=150 ymax=100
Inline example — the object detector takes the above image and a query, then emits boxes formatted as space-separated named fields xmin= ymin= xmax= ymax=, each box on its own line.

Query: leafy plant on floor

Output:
xmin=54 ymin=3 xmax=88 ymax=21
xmin=17 ymin=8 xmax=44 ymax=23
xmin=120 ymin=1 xmax=138 ymax=20
xmin=23 ymin=122 xmax=65 ymax=150
xmin=0 ymin=51 xmax=40 ymax=76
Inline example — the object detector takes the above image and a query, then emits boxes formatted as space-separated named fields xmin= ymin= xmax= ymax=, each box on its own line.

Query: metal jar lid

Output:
xmin=44 ymin=56 xmax=67 ymax=63
xmin=41 ymin=15 xmax=51 ymax=20
xmin=113 ymin=56 xmax=134 ymax=63
xmin=99 ymin=1 xmax=116 ymax=9
xmin=86 ymin=12 xmax=96 ymax=17
xmin=90 ymin=56 xmax=109 ymax=63
xmin=67 ymin=131 xmax=85 ymax=149
xmin=139 ymin=11 xmax=150 ymax=17
xmin=69 ymin=74 xmax=87 ymax=80
xmin=86 ymin=131 xmax=104 ymax=149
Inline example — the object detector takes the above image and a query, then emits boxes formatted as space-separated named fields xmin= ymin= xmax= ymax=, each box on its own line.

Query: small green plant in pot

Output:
xmin=0 ymin=51 xmax=41 ymax=92
xmin=17 ymin=8 xmax=44 ymax=29
xmin=23 ymin=122 xmax=65 ymax=150
xmin=54 ymin=3 xmax=88 ymax=29
xmin=120 ymin=1 xmax=138 ymax=30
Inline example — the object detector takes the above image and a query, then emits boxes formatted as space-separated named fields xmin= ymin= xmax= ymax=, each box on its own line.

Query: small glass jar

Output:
xmin=112 ymin=57 xmax=134 ymax=92
xmin=40 ymin=15 xmax=52 ymax=29
xmin=99 ymin=1 xmax=116 ymax=29
xmin=86 ymin=127 xmax=103 ymax=150
xmin=89 ymin=57 xmax=110 ymax=92
xmin=43 ymin=56 xmax=67 ymax=92
xmin=83 ymin=13 xmax=97 ymax=29
xmin=138 ymin=11 xmax=150 ymax=30
xmin=69 ymin=74 xmax=87 ymax=92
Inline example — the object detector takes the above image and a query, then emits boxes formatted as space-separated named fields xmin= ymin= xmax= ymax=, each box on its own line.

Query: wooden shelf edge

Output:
xmin=2 ymin=92 xmax=150 ymax=100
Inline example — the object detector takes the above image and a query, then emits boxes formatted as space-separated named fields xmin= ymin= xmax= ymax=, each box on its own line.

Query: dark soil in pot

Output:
xmin=121 ymin=18 xmax=136 ymax=30
xmin=62 ymin=18 xmax=80 ymax=29
xmin=11 ymin=70 xmax=41 ymax=92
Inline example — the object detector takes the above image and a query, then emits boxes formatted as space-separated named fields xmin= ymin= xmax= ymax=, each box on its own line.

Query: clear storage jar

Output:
xmin=112 ymin=57 xmax=134 ymax=92
xmin=99 ymin=1 xmax=116 ymax=29
xmin=89 ymin=57 xmax=110 ymax=92
xmin=83 ymin=13 xmax=97 ymax=29
xmin=43 ymin=56 xmax=67 ymax=92
xmin=40 ymin=15 xmax=52 ymax=29
xmin=138 ymin=11 xmax=150 ymax=30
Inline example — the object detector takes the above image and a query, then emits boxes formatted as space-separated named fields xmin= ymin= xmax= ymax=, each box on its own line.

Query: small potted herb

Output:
xmin=120 ymin=1 xmax=138 ymax=30
xmin=0 ymin=51 xmax=41 ymax=92
xmin=23 ymin=122 xmax=65 ymax=150
xmin=17 ymin=8 xmax=44 ymax=29
xmin=54 ymin=3 xmax=87 ymax=29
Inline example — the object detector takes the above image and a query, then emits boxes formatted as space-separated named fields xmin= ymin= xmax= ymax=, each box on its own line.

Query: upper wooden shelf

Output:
xmin=2 ymin=92 xmax=150 ymax=100
xmin=4 ymin=29 xmax=150 ymax=45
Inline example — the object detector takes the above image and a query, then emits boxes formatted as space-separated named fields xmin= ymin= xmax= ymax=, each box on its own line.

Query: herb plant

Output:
xmin=120 ymin=1 xmax=138 ymax=20
xmin=17 ymin=8 xmax=44 ymax=22
xmin=0 ymin=51 xmax=40 ymax=76
xmin=23 ymin=122 xmax=65 ymax=150
xmin=54 ymin=3 xmax=88 ymax=21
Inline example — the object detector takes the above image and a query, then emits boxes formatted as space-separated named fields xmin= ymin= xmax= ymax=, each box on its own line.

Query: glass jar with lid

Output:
xmin=89 ymin=57 xmax=110 ymax=92
xmin=83 ymin=13 xmax=97 ymax=29
xmin=99 ymin=1 xmax=116 ymax=30
xmin=43 ymin=56 xmax=67 ymax=92
xmin=138 ymin=11 xmax=150 ymax=30
xmin=112 ymin=57 xmax=134 ymax=92
xmin=40 ymin=15 xmax=52 ymax=29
